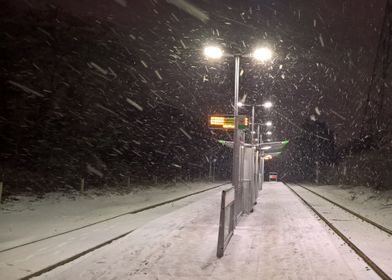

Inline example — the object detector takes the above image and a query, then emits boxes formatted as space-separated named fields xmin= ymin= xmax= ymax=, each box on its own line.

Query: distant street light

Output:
xmin=253 ymin=47 xmax=273 ymax=62
xmin=204 ymin=46 xmax=223 ymax=59
xmin=238 ymin=103 xmax=271 ymax=144
xmin=262 ymin=101 xmax=273 ymax=109
xmin=266 ymin=131 xmax=272 ymax=135
xmin=237 ymin=103 xmax=273 ymax=144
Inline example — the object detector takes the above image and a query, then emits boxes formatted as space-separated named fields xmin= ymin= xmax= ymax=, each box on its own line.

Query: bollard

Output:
xmin=80 ymin=178 xmax=85 ymax=193
xmin=0 ymin=182 xmax=3 ymax=203
xmin=127 ymin=176 xmax=130 ymax=188
xmin=153 ymin=175 xmax=158 ymax=185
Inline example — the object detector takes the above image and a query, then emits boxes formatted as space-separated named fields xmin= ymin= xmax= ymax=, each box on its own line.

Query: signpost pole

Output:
xmin=251 ymin=105 xmax=255 ymax=145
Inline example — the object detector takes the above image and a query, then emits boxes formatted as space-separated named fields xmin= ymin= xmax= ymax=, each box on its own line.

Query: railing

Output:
xmin=216 ymin=187 xmax=235 ymax=258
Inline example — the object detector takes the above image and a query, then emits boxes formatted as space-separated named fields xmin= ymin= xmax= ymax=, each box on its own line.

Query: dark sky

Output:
xmin=3 ymin=0 xmax=386 ymax=145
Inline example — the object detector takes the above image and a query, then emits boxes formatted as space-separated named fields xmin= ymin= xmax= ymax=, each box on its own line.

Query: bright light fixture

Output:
xmin=204 ymin=46 xmax=223 ymax=59
xmin=261 ymin=146 xmax=271 ymax=150
xmin=265 ymin=121 xmax=272 ymax=126
xmin=266 ymin=131 xmax=272 ymax=135
xmin=253 ymin=47 xmax=273 ymax=62
xmin=237 ymin=102 xmax=244 ymax=107
xmin=262 ymin=101 xmax=273 ymax=108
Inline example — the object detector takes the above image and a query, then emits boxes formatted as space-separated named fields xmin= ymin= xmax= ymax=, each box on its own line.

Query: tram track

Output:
xmin=1 ymin=182 xmax=229 ymax=279
xmin=283 ymin=181 xmax=392 ymax=280
xmin=292 ymin=182 xmax=392 ymax=236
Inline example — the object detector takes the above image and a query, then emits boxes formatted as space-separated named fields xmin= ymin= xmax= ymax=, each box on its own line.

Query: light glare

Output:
xmin=266 ymin=131 xmax=272 ymax=135
xmin=253 ymin=47 xmax=273 ymax=62
xmin=263 ymin=101 xmax=273 ymax=108
xmin=204 ymin=46 xmax=223 ymax=59
xmin=265 ymin=121 xmax=272 ymax=126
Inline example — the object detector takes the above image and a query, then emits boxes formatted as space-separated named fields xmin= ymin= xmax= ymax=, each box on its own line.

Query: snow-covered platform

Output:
xmin=37 ymin=182 xmax=379 ymax=279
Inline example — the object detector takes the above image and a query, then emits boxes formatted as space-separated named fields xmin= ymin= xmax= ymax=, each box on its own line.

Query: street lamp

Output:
xmin=237 ymin=102 xmax=273 ymax=145
xmin=253 ymin=47 xmax=273 ymax=62
xmin=204 ymin=46 xmax=223 ymax=59
xmin=262 ymin=101 xmax=273 ymax=109
xmin=204 ymin=44 xmax=272 ymax=218
xmin=238 ymin=101 xmax=272 ymax=109
xmin=266 ymin=131 xmax=272 ymax=135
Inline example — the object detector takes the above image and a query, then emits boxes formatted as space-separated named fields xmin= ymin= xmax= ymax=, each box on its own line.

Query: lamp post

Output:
xmin=204 ymin=45 xmax=273 ymax=217
xmin=251 ymin=105 xmax=255 ymax=144
xmin=256 ymin=121 xmax=272 ymax=144
xmin=238 ymin=102 xmax=273 ymax=144
xmin=233 ymin=55 xmax=240 ymax=202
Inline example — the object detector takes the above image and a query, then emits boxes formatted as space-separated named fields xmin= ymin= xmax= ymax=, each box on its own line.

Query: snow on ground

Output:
xmin=35 ymin=182 xmax=379 ymax=280
xmin=0 ymin=181 xmax=224 ymax=251
xmin=0 ymin=181 xmax=229 ymax=279
xmin=303 ymin=183 xmax=392 ymax=230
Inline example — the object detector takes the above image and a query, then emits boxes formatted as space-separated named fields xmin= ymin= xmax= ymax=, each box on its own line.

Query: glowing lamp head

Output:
xmin=266 ymin=131 xmax=272 ymax=135
xmin=262 ymin=101 xmax=273 ymax=109
xmin=265 ymin=121 xmax=272 ymax=126
xmin=253 ymin=47 xmax=273 ymax=62
xmin=204 ymin=46 xmax=223 ymax=59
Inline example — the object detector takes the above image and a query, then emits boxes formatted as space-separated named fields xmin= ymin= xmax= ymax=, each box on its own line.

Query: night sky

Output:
xmin=1 ymin=0 xmax=390 ymax=191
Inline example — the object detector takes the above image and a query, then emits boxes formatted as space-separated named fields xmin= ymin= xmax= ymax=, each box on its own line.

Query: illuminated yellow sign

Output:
xmin=208 ymin=115 xmax=249 ymax=130
xmin=262 ymin=155 xmax=273 ymax=160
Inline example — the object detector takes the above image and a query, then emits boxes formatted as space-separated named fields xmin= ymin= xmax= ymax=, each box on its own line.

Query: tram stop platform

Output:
xmin=38 ymin=182 xmax=379 ymax=280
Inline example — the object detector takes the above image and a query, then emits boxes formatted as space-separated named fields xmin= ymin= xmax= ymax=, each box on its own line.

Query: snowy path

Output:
xmin=288 ymin=183 xmax=392 ymax=277
xmin=0 ymin=182 xmax=229 ymax=280
xmin=35 ymin=182 xmax=380 ymax=280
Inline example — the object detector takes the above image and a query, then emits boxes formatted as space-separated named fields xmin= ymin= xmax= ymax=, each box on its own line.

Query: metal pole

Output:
xmin=251 ymin=105 xmax=255 ymax=145
xmin=233 ymin=55 xmax=241 ymax=218
xmin=209 ymin=156 xmax=212 ymax=182
xmin=257 ymin=124 xmax=260 ymax=144
xmin=260 ymin=156 xmax=264 ymax=189
xmin=251 ymin=106 xmax=257 ymax=199
xmin=259 ymin=128 xmax=264 ymax=190
xmin=213 ymin=159 xmax=216 ymax=182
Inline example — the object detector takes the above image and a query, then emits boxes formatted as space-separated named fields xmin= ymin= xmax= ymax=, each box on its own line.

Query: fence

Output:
xmin=216 ymin=187 xmax=235 ymax=258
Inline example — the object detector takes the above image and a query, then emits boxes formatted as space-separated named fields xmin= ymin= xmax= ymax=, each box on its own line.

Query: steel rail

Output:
xmin=294 ymin=182 xmax=392 ymax=236
xmin=13 ymin=182 xmax=229 ymax=279
xmin=283 ymin=181 xmax=391 ymax=280
xmin=0 ymin=182 xmax=229 ymax=254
